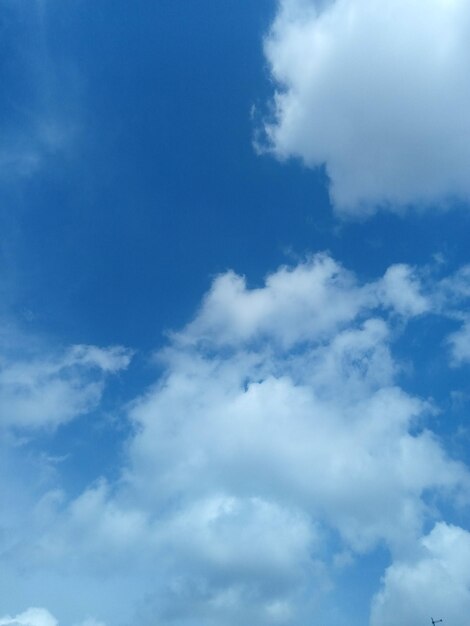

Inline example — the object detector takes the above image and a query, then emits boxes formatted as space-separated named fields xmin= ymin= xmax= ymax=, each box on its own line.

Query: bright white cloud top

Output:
xmin=3 ymin=255 xmax=470 ymax=625
xmin=263 ymin=0 xmax=470 ymax=215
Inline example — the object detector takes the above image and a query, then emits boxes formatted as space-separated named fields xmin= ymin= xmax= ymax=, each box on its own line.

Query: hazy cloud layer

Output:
xmin=263 ymin=0 xmax=470 ymax=215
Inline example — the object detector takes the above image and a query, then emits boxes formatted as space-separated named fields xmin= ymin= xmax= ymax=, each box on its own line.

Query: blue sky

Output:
xmin=2 ymin=1 xmax=470 ymax=625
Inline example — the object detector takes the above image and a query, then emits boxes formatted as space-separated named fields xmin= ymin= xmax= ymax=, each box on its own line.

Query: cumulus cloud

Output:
xmin=371 ymin=523 xmax=470 ymax=626
xmin=4 ymin=255 xmax=470 ymax=625
xmin=180 ymin=254 xmax=427 ymax=349
xmin=126 ymin=257 xmax=465 ymax=562
xmin=179 ymin=254 xmax=366 ymax=347
xmin=262 ymin=0 xmax=470 ymax=215
xmin=0 ymin=344 xmax=132 ymax=431
xmin=16 ymin=254 xmax=467 ymax=625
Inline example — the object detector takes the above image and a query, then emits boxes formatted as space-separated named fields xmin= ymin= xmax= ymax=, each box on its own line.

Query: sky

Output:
xmin=2 ymin=0 xmax=470 ymax=625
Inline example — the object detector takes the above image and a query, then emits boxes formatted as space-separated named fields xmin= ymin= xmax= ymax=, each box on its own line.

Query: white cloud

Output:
xmin=0 ymin=609 xmax=57 ymax=626
xmin=0 ymin=344 xmax=132 ymax=431
xmin=0 ymin=337 xmax=132 ymax=623
xmin=29 ymin=254 xmax=464 ymax=623
xmin=179 ymin=255 xmax=426 ymax=350
xmin=118 ymin=256 xmax=468 ymax=620
xmin=262 ymin=0 xmax=470 ymax=215
xmin=371 ymin=523 xmax=470 ymax=626
xmin=447 ymin=319 xmax=470 ymax=364
xmin=379 ymin=265 xmax=430 ymax=317
xmin=128 ymin=329 xmax=465 ymax=558
xmin=3 ymin=255 xmax=470 ymax=625
xmin=179 ymin=253 xmax=367 ymax=348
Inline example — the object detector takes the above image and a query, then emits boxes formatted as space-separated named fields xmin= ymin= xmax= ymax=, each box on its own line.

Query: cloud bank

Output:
xmin=262 ymin=0 xmax=470 ymax=215
xmin=5 ymin=255 xmax=470 ymax=625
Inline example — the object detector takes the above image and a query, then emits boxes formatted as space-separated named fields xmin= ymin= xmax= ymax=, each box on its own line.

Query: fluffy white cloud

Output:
xmin=0 ymin=609 xmax=57 ymax=626
xmin=179 ymin=254 xmax=368 ymax=347
xmin=119 ymin=256 xmax=468 ymax=621
xmin=3 ymin=255 xmax=470 ymax=625
xmin=262 ymin=0 xmax=470 ymax=215
xmin=180 ymin=254 xmax=427 ymax=349
xmin=26 ymin=255 xmax=463 ymax=623
xmin=0 ymin=344 xmax=133 ymax=430
xmin=371 ymin=523 xmax=470 ymax=626
xmin=126 ymin=258 xmax=465 ymax=561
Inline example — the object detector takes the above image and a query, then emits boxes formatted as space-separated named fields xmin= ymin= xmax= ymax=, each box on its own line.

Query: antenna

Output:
xmin=431 ymin=619 xmax=443 ymax=626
